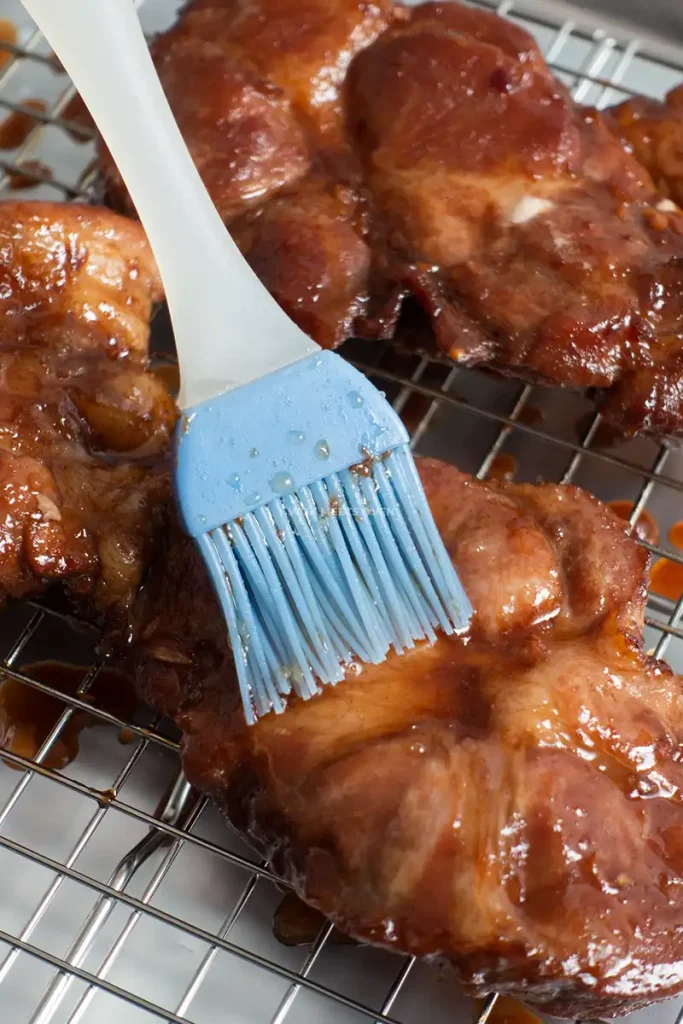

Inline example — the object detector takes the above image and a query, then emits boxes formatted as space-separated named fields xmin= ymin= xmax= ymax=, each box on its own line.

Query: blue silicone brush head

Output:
xmin=175 ymin=351 xmax=472 ymax=724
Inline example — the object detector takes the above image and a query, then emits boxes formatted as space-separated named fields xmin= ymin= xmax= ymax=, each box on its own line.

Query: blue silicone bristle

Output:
xmin=175 ymin=351 xmax=472 ymax=725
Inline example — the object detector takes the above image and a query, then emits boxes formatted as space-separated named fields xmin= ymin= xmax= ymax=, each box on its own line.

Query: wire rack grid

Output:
xmin=0 ymin=0 xmax=683 ymax=1023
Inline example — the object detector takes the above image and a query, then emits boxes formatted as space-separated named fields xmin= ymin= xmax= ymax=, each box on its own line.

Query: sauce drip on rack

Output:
xmin=8 ymin=159 xmax=52 ymax=190
xmin=607 ymin=500 xmax=660 ymax=546
xmin=486 ymin=453 xmax=517 ymax=482
xmin=0 ymin=660 xmax=136 ymax=770
xmin=473 ymin=997 xmax=542 ymax=1024
xmin=0 ymin=98 xmax=46 ymax=149
xmin=650 ymin=520 xmax=683 ymax=602
xmin=517 ymin=405 xmax=543 ymax=427
xmin=669 ymin=521 xmax=683 ymax=549
xmin=0 ymin=20 xmax=17 ymax=72
xmin=272 ymin=892 xmax=354 ymax=947
xmin=62 ymin=91 xmax=95 ymax=142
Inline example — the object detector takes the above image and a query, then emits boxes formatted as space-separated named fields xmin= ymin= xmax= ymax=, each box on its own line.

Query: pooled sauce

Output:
xmin=474 ymin=997 xmax=542 ymax=1024
xmin=486 ymin=454 xmax=517 ymax=482
xmin=607 ymin=500 xmax=660 ymax=547
xmin=650 ymin=520 xmax=683 ymax=602
xmin=0 ymin=99 xmax=46 ymax=149
xmin=0 ymin=660 xmax=136 ymax=770
xmin=0 ymin=20 xmax=16 ymax=71
xmin=8 ymin=159 xmax=52 ymax=190
xmin=272 ymin=892 xmax=354 ymax=947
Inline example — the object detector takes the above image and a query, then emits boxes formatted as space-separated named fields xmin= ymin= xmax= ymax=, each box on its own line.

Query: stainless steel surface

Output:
xmin=574 ymin=0 xmax=683 ymax=43
xmin=1 ymin=0 xmax=683 ymax=1022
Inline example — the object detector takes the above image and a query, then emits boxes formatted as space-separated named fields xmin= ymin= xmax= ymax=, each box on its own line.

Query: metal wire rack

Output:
xmin=1 ymin=0 xmax=683 ymax=1022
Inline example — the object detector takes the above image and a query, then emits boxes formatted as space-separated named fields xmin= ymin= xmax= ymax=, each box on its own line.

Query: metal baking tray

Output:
xmin=1 ymin=0 xmax=683 ymax=1022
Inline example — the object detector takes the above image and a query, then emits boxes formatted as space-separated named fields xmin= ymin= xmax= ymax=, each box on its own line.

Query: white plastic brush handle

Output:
xmin=22 ymin=0 xmax=320 ymax=410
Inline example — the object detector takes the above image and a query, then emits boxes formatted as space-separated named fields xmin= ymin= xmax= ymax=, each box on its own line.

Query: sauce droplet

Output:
xmin=249 ymin=447 xmax=259 ymax=458
xmin=650 ymin=519 xmax=683 ymax=601
xmin=0 ymin=20 xmax=17 ymax=72
xmin=0 ymin=99 xmax=46 ymax=150
xmin=348 ymin=391 xmax=363 ymax=408
xmin=0 ymin=661 xmax=136 ymax=771
xmin=669 ymin=521 xmax=683 ymax=549
xmin=651 ymin=559 xmax=683 ymax=601
xmin=485 ymin=454 xmax=517 ymax=482
xmin=288 ymin=431 xmax=305 ymax=443
xmin=315 ymin=440 xmax=330 ymax=460
xmin=270 ymin=472 xmax=294 ymax=493
xmin=228 ymin=473 xmax=241 ymax=491
xmin=473 ymin=997 xmax=542 ymax=1024
xmin=608 ymin=500 xmax=660 ymax=547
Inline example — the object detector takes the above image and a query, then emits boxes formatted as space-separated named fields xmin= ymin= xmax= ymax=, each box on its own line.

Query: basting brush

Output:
xmin=27 ymin=0 xmax=472 ymax=723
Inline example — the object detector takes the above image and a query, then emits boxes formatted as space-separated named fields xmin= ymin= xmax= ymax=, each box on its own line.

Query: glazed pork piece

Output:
xmin=99 ymin=0 xmax=683 ymax=437
xmin=609 ymin=84 xmax=683 ymax=207
xmin=99 ymin=0 xmax=393 ymax=347
xmin=347 ymin=4 xmax=683 ymax=438
xmin=0 ymin=202 xmax=174 ymax=616
xmin=132 ymin=457 xmax=683 ymax=1019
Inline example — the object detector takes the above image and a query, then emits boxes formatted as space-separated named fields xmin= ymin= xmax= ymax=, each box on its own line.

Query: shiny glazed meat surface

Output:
xmin=131 ymin=457 xmax=683 ymax=1018
xmin=100 ymin=0 xmax=393 ymax=348
xmin=100 ymin=0 xmax=683 ymax=437
xmin=348 ymin=5 xmax=683 ymax=439
xmin=609 ymin=84 xmax=683 ymax=208
xmin=0 ymin=202 xmax=174 ymax=615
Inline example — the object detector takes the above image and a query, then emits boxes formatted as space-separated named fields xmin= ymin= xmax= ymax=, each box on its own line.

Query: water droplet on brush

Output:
xmin=228 ymin=473 xmax=241 ymax=490
xmin=288 ymin=430 xmax=305 ymax=443
xmin=348 ymin=391 xmax=363 ymax=407
xmin=249 ymin=447 xmax=259 ymax=458
xmin=247 ymin=491 xmax=262 ymax=505
xmin=315 ymin=440 xmax=331 ymax=460
xmin=270 ymin=472 xmax=294 ymax=493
